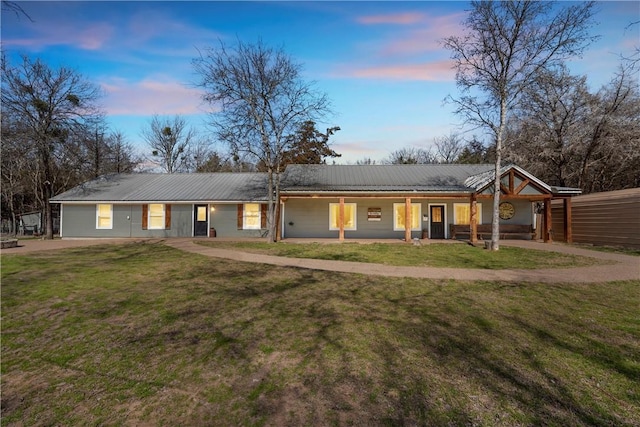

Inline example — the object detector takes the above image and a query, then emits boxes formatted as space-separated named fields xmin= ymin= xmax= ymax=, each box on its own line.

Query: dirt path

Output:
xmin=165 ymin=239 xmax=639 ymax=283
xmin=3 ymin=237 xmax=638 ymax=283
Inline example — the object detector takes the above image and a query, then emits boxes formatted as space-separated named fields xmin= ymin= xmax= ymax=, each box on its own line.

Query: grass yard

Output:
xmin=197 ymin=240 xmax=607 ymax=269
xmin=1 ymin=241 xmax=639 ymax=426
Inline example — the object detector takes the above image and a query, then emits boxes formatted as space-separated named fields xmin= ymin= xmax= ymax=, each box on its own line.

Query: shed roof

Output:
xmin=50 ymin=173 xmax=269 ymax=203
xmin=281 ymin=164 xmax=495 ymax=193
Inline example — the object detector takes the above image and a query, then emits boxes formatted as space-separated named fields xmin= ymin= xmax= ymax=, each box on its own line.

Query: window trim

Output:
xmin=393 ymin=203 xmax=421 ymax=231
xmin=243 ymin=203 xmax=261 ymax=230
xmin=96 ymin=203 xmax=113 ymax=229
xmin=148 ymin=203 xmax=166 ymax=230
xmin=329 ymin=203 xmax=357 ymax=231
xmin=453 ymin=202 xmax=483 ymax=225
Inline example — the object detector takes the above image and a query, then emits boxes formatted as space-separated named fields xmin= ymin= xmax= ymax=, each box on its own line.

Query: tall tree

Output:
xmin=259 ymin=120 xmax=341 ymax=170
xmin=507 ymin=64 xmax=640 ymax=193
xmin=1 ymin=55 xmax=103 ymax=239
xmin=193 ymin=39 xmax=331 ymax=242
xmin=443 ymin=0 xmax=597 ymax=250
xmin=141 ymin=115 xmax=195 ymax=173
xmin=1 ymin=118 xmax=33 ymax=234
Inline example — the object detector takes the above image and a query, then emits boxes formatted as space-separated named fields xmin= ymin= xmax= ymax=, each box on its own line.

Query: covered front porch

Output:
xmin=278 ymin=166 xmax=578 ymax=244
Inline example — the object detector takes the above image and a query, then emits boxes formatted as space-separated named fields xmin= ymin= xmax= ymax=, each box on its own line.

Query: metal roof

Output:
xmin=463 ymin=163 xmax=553 ymax=193
xmin=51 ymin=164 xmax=579 ymax=203
xmin=50 ymin=173 xmax=269 ymax=203
xmin=281 ymin=164 xmax=496 ymax=193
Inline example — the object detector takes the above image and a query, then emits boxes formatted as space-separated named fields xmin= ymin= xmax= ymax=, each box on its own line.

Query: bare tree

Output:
xmin=433 ymin=132 xmax=464 ymax=163
xmin=443 ymin=0 xmax=597 ymax=250
xmin=507 ymin=63 xmax=640 ymax=193
xmin=1 ymin=118 xmax=33 ymax=234
xmin=193 ymin=39 xmax=331 ymax=242
xmin=2 ymin=0 xmax=32 ymax=21
xmin=354 ymin=157 xmax=377 ymax=165
xmin=190 ymin=138 xmax=215 ymax=172
xmin=383 ymin=146 xmax=435 ymax=164
xmin=506 ymin=65 xmax=591 ymax=187
xmin=141 ymin=115 xmax=195 ymax=173
xmin=107 ymin=131 xmax=138 ymax=174
xmin=1 ymin=55 xmax=103 ymax=239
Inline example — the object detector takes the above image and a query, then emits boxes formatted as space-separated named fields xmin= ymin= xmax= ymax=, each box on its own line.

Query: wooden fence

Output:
xmin=551 ymin=188 xmax=640 ymax=249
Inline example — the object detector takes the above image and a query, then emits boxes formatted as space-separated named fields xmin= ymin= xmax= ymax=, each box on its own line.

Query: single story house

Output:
xmin=50 ymin=164 xmax=580 ymax=242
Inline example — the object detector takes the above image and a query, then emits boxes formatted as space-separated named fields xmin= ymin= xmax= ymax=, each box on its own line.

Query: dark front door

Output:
xmin=430 ymin=205 xmax=445 ymax=239
xmin=194 ymin=204 xmax=208 ymax=237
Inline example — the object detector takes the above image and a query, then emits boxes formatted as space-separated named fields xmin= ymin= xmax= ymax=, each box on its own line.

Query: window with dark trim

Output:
xmin=142 ymin=204 xmax=171 ymax=230
xmin=237 ymin=203 xmax=268 ymax=230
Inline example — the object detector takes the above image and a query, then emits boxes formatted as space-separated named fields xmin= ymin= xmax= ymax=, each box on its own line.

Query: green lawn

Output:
xmin=2 ymin=242 xmax=638 ymax=426
xmin=197 ymin=240 xmax=607 ymax=269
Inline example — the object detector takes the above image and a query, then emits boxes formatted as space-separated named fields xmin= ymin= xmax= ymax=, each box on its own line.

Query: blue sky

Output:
xmin=2 ymin=1 xmax=638 ymax=163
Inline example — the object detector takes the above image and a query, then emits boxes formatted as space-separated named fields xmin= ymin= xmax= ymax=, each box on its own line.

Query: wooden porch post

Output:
xmin=405 ymin=197 xmax=412 ymax=242
xmin=563 ymin=198 xmax=573 ymax=243
xmin=339 ymin=197 xmax=345 ymax=241
xmin=543 ymin=198 xmax=552 ymax=243
xmin=470 ymin=194 xmax=478 ymax=244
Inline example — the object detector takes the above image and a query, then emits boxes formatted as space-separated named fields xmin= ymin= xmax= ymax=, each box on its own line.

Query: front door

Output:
xmin=430 ymin=205 xmax=445 ymax=239
xmin=194 ymin=204 xmax=208 ymax=237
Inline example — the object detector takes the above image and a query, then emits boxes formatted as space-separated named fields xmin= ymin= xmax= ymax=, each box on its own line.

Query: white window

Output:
xmin=96 ymin=204 xmax=112 ymax=229
xmin=148 ymin=203 xmax=165 ymax=229
xmin=329 ymin=203 xmax=357 ymax=230
xmin=453 ymin=203 xmax=482 ymax=225
xmin=243 ymin=203 xmax=261 ymax=230
xmin=393 ymin=203 xmax=421 ymax=231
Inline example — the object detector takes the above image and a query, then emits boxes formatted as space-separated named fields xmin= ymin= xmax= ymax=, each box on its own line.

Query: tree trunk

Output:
xmin=44 ymin=181 xmax=54 ymax=239
xmin=491 ymin=98 xmax=507 ymax=251
xmin=265 ymin=169 xmax=279 ymax=243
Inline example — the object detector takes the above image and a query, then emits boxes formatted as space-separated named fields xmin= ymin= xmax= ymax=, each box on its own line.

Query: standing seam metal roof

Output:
xmin=50 ymin=173 xmax=269 ymax=202
xmin=51 ymin=164 xmax=575 ymax=203
xmin=280 ymin=164 xmax=495 ymax=192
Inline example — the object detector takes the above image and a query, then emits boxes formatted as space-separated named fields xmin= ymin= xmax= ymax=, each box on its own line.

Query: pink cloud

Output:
xmin=334 ymin=60 xmax=455 ymax=82
xmin=3 ymin=22 xmax=113 ymax=51
xmin=357 ymin=12 xmax=426 ymax=25
xmin=101 ymin=78 xmax=207 ymax=115
xmin=380 ymin=13 xmax=467 ymax=56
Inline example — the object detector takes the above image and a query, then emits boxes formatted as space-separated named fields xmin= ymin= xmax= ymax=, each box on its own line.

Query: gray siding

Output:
xmin=283 ymin=198 xmax=534 ymax=240
xmin=209 ymin=204 xmax=265 ymax=238
xmin=284 ymin=198 xmax=406 ymax=239
xmin=61 ymin=203 xmax=194 ymax=238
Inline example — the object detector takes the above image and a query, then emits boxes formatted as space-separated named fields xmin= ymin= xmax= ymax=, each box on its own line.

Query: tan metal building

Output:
xmin=552 ymin=188 xmax=640 ymax=249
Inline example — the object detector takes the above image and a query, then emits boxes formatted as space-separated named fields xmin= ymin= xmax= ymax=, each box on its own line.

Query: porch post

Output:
xmin=470 ymin=194 xmax=478 ymax=244
xmin=543 ymin=198 xmax=552 ymax=243
xmin=405 ymin=197 xmax=412 ymax=242
xmin=339 ymin=197 xmax=345 ymax=241
xmin=563 ymin=198 xmax=573 ymax=243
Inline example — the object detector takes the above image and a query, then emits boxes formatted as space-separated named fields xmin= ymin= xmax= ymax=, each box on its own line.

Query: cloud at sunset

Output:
xmin=333 ymin=60 xmax=455 ymax=82
xmin=357 ymin=12 xmax=426 ymax=25
xmin=101 ymin=78 xmax=206 ymax=116
xmin=379 ymin=13 xmax=467 ymax=56
xmin=3 ymin=22 xmax=114 ymax=51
